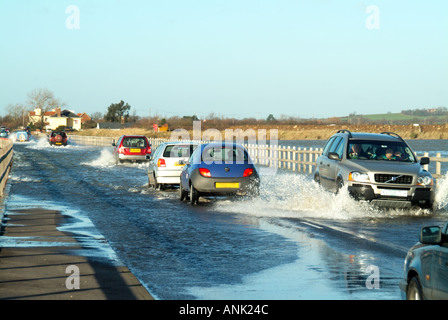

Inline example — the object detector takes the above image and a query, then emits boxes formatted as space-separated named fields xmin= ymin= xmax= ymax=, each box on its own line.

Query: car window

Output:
xmin=189 ymin=147 xmax=200 ymax=164
xmin=163 ymin=145 xmax=197 ymax=158
xmin=322 ymin=137 xmax=336 ymax=156
xmin=328 ymin=137 xmax=343 ymax=154
xmin=122 ymin=137 xmax=147 ymax=148
xmin=334 ymin=139 xmax=345 ymax=159
xmin=347 ymin=140 xmax=416 ymax=162
xmin=202 ymin=146 xmax=249 ymax=163
xmin=154 ymin=145 xmax=164 ymax=158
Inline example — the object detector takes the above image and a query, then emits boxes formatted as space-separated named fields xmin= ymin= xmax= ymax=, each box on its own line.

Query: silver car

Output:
xmin=400 ymin=221 xmax=448 ymax=299
xmin=314 ymin=130 xmax=434 ymax=209
xmin=147 ymin=141 xmax=199 ymax=189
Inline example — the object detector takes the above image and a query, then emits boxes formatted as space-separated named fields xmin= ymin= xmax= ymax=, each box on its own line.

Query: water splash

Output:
xmin=436 ymin=172 xmax=448 ymax=211
xmin=215 ymin=171 xmax=448 ymax=220
xmin=82 ymin=148 xmax=116 ymax=167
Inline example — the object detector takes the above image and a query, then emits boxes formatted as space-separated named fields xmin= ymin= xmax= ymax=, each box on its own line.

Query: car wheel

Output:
xmin=406 ymin=277 xmax=424 ymax=300
xmin=179 ymin=185 xmax=186 ymax=201
xmin=189 ymin=183 xmax=199 ymax=205
xmin=336 ymin=178 xmax=344 ymax=194
xmin=153 ymin=175 xmax=160 ymax=190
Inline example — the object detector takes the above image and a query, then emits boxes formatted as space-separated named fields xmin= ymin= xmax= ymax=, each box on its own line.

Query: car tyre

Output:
xmin=153 ymin=175 xmax=160 ymax=190
xmin=406 ymin=277 xmax=424 ymax=300
xmin=189 ymin=183 xmax=199 ymax=205
xmin=336 ymin=178 xmax=344 ymax=194
xmin=179 ymin=185 xmax=187 ymax=201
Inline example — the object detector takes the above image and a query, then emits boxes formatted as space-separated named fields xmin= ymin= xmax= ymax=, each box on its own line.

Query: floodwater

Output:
xmin=2 ymin=137 xmax=448 ymax=299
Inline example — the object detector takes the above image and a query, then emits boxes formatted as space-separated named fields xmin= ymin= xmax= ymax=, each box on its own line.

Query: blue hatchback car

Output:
xmin=179 ymin=143 xmax=260 ymax=204
xmin=400 ymin=221 xmax=448 ymax=300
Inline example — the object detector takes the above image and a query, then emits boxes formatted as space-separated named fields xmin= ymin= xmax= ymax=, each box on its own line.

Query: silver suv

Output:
xmin=314 ymin=130 xmax=435 ymax=209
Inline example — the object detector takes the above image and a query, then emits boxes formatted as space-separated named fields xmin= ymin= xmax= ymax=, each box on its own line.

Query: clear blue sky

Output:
xmin=1 ymin=0 xmax=447 ymax=120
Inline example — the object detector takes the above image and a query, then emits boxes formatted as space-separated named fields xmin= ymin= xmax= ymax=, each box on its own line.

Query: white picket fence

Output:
xmin=68 ymin=135 xmax=446 ymax=179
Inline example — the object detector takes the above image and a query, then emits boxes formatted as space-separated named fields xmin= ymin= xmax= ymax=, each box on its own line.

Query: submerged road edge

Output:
xmin=0 ymin=185 xmax=154 ymax=300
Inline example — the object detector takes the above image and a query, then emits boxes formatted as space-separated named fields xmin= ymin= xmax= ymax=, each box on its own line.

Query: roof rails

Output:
xmin=337 ymin=129 xmax=352 ymax=138
xmin=380 ymin=131 xmax=404 ymax=141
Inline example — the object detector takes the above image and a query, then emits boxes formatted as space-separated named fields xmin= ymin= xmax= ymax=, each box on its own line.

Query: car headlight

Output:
xmin=417 ymin=176 xmax=433 ymax=186
xmin=349 ymin=172 xmax=370 ymax=182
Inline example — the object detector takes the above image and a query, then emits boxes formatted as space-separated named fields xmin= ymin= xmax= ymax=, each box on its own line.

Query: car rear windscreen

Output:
xmin=122 ymin=137 xmax=147 ymax=148
xmin=163 ymin=145 xmax=197 ymax=158
xmin=202 ymin=146 xmax=249 ymax=163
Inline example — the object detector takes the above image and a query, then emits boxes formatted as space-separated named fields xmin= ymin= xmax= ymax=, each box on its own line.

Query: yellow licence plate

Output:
xmin=175 ymin=162 xmax=185 ymax=166
xmin=215 ymin=182 xmax=240 ymax=189
xmin=130 ymin=148 xmax=141 ymax=153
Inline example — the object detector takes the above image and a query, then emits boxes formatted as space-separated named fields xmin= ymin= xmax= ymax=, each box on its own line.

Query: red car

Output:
xmin=112 ymin=135 xmax=152 ymax=163
xmin=49 ymin=131 xmax=68 ymax=146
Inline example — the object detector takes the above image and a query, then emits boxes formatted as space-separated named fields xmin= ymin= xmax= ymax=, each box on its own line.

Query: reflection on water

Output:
xmin=187 ymin=219 xmax=402 ymax=300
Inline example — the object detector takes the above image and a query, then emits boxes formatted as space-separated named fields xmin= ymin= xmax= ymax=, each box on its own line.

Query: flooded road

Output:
xmin=4 ymin=137 xmax=448 ymax=299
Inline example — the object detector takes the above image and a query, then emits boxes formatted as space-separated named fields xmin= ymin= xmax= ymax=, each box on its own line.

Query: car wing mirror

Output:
xmin=328 ymin=152 xmax=341 ymax=161
xmin=420 ymin=157 xmax=430 ymax=165
xmin=420 ymin=226 xmax=442 ymax=245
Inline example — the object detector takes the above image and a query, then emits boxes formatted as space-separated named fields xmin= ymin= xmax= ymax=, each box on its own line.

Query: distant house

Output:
xmin=28 ymin=107 xmax=84 ymax=131
xmin=77 ymin=113 xmax=92 ymax=124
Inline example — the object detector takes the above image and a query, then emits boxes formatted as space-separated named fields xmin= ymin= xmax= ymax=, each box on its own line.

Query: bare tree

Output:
xmin=6 ymin=103 xmax=28 ymax=127
xmin=27 ymin=88 xmax=65 ymax=130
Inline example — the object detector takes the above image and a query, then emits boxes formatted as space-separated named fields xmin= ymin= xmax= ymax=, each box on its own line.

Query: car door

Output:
xmin=317 ymin=137 xmax=336 ymax=189
xmin=113 ymin=136 xmax=122 ymax=158
xmin=432 ymin=226 xmax=448 ymax=299
xmin=327 ymin=137 xmax=346 ymax=191
xmin=320 ymin=137 xmax=343 ymax=190
xmin=180 ymin=147 xmax=199 ymax=192
xmin=148 ymin=144 xmax=164 ymax=181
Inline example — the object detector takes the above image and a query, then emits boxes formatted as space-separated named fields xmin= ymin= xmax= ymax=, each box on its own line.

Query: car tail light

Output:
xmin=157 ymin=158 xmax=166 ymax=167
xmin=243 ymin=168 xmax=253 ymax=177
xmin=118 ymin=147 xmax=125 ymax=154
xmin=147 ymin=146 xmax=152 ymax=154
xmin=199 ymin=168 xmax=211 ymax=177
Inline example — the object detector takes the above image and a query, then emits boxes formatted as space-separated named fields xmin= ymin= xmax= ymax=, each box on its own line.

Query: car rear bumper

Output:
xmin=191 ymin=174 xmax=259 ymax=195
xmin=156 ymin=176 xmax=181 ymax=184
xmin=347 ymin=183 xmax=434 ymax=208
xmin=118 ymin=154 xmax=150 ymax=161
xmin=50 ymin=141 xmax=67 ymax=145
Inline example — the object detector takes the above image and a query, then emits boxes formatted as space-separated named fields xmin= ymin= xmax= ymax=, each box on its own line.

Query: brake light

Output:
xmin=147 ymin=146 xmax=152 ymax=154
xmin=157 ymin=158 xmax=166 ymax=167
xmin=199 ymin=168 xmax=211 ymax=177
xmin=243 ymin=168 xmax=253 ymax=177
xmin=118 ymin=147 xmax=125 ymax=154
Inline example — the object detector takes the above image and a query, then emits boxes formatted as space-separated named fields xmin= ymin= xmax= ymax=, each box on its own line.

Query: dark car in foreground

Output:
xmin=400 ymin=221 xmax=448 ymax=300
xmin=313 ymin=130 xmax=435 ymax=209
xmin=179 ymin=143 xmax=260 ymax=204
xmin=48 ymin=131 xmax=68 ymax=146
xmin=112 ymin=135 xmax=152 ymax=163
